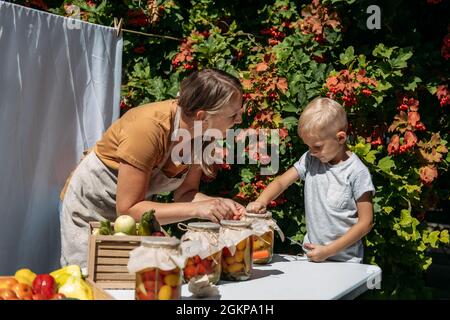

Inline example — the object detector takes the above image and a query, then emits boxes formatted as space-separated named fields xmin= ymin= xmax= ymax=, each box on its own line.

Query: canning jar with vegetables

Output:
xmin=127 ymin=237 xmax=186 ymax=300
xmin=219 ymin=220 xmax=254 ymax=281
xmin=243 ymin=212 xmax=285 ymax=264
xmin=179 ymin=222 xmax=223 ymax=285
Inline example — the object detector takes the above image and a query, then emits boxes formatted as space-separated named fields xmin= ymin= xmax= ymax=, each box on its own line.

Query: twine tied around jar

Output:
xmin=178 ymin=222 xmax=223 ymax=261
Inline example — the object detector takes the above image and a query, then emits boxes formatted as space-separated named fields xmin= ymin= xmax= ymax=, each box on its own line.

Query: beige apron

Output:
xmin=60 ymin=107 xmax=190 ymax=268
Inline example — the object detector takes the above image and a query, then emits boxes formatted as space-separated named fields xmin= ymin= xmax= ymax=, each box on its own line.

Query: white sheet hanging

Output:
xmin=0 ymin=1 xmax=122 ymax=274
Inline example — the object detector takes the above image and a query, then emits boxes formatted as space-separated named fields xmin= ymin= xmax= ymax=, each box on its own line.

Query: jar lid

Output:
xmin=141 ymin=236 xmax=180 ymax=248
xmin=220 ymin=219 xmax=252 ymax=228
xmin=245 ymin=211 xmax=272 ymax=219
xmin=187 ymin=222 xmax=220 ymax=231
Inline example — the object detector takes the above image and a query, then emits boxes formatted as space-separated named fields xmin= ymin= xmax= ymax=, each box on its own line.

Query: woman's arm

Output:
xmin=173 ymin=165 xmax=213 ymax=203
xmin=116 ymin=161 xmax=234 ymax=224
xmin=305 ymin=191 xmax=374 ymax=262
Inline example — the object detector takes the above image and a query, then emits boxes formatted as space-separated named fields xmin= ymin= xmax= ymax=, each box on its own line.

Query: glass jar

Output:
xmin=134 ymin=237 xmax=182 ymax=300
xmin=182 ymin=222 xmax=222 ymax=285
xmin=220 ymin=220 xmax=253 ymax=281
xmin=245 ymin=212 xmax=275 ymax=264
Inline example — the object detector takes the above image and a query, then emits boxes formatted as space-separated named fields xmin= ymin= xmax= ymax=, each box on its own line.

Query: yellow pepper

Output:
xmin=50 ymin=265 xmax=82 ymax=288
xmin=57 ymin=275 xmax=93 ymax=300
xmin=14 ymin=268 xmax=36 ymax=286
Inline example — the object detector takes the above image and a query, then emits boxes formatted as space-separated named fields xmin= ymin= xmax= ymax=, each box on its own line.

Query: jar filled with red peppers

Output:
xmin=219 ymin=220 xmax=254 ymax=281
xmin=179 ymin=222 xmax=222 ymax=285
xmin=127 ymin=236 xmax=186 ymax=300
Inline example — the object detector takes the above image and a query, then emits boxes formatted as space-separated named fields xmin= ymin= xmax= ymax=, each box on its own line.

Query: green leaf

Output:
xmin=390 ymin=48 xmax=413 ymax=69
xmin=428 ymin=230 xmax=440 ymax=248
xmin=282 ymin=102 xmax=299 ymax=113
xmin=378 ymin=156 xmax=395 ymax=174
xmin=440 ymin=229 xmax=449 ymax=244
xmin=240 ymin=168 xmax=255 ymax=183
xmin=383 ymin=206 xmax=394 ymax=214
xmin=399 ymin=209 xmax=413 ymax=227
xmin=283 ymin=116 xmax=298 ymax=129
xmin=372 ymin=44 xmax=395 ymax=59
xmin=403 ymin=76 xmax=422 ymax=91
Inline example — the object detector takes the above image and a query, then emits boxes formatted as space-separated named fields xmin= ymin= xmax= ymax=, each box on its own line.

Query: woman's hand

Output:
xmin=246 ymin=201 xmax=267 ymax=214
xmin=193 ymin=199 xmax=234 ymax=223
xmin=194 ymin=197 xmax=246 ymax=222
xmin=215 ymin=197 xmax=246 ymax=220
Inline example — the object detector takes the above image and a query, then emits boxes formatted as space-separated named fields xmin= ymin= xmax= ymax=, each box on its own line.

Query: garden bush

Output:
xmin=20 ymin=0 xmax=450 ymax=298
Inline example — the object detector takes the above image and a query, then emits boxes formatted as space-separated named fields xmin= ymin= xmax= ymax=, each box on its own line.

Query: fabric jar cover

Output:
xmin=219 ymin=220 xmax=254 ymax=256
xmin=179 ymin=222 xmax=224 ymax=260
xmin=242 ymin=211 xmax=285 ymax=242
xmin=127 ymin=236 xmax=186 ymax=273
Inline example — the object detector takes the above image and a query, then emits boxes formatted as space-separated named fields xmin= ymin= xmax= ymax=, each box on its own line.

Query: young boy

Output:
xmin=246 ymin=97 xmax=374 ymax=263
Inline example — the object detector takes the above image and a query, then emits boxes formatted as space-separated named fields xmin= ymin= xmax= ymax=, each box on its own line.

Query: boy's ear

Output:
xmin=336 ymin=131 xmax=347 ymax=144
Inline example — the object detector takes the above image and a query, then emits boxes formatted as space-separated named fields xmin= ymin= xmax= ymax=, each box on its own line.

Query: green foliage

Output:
xmin=28 ymin=0 xmax=450 ymax=299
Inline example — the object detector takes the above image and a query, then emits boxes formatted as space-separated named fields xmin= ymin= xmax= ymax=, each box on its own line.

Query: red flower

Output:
xmin=419 ymin=165 xmax=438 ymax=185
xmin=120 ymin=100 xmax=129 ymax=110
xmin=398 ymin=104 xmax=409 ymax=112
xmin=414 ymin=122 xmax=426 ymax=131
xmin=133 ymin=46 xmax=146 ymax=54
xmin=403 ymin=130 xmax=418 ymax=148
xmin=361 ymin=89 xmax=372 ymax=96
xmin=279 ymin=128 xmax=289 ymax=140
xmin=388 ymin=135 xmax=400 ymax=155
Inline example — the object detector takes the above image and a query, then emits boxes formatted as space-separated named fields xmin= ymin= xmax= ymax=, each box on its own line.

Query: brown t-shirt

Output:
xmin=94 ymin=99 xmax=188 ymax=178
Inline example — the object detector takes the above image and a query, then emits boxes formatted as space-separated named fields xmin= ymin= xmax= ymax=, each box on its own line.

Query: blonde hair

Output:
xmin=178 ymin=68 xmax=243 ymax=117
xmin=297 ymin=97 xmax=347 ymax=138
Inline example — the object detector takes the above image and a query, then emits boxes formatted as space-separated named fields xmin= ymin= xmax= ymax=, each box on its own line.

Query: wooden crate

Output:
xmin=0 ymin=276 xmax=114 ymax=300
xmin=87 ymin=221 xmax=167 ymax=289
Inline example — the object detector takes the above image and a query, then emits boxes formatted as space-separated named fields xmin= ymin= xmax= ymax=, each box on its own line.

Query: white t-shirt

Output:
xmin=294 ymin=151 xmax=375 ymax=263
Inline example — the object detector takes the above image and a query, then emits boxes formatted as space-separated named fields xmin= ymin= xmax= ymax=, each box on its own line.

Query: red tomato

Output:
xmin=171 ymin=286 xmax=180 ymax=299
xmin=197 ymin=263 xmax=207 ymax=275
xmin=143 ymin=280 xmax=162 ymax=292
xmin=201 ymin=260 xmax=213 ymax=274
xmin=193 ymin=256 xmax=201 ymax=264
xmin=183 ymin=265 xmax=197 ymax=279
xmin=141 ymin=270 xmax=163 ymax=282
xmin=32 ymin=293 xmax=47 ymax=300
xmin=223 ymin=247 xmax=232 ymax=257
xmin=137 ymin=290 xmax=156 ymax=300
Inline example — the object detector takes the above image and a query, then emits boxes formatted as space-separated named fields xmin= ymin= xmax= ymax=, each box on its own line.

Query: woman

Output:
xmin=60 ymin=69 xmax=246 ymax=268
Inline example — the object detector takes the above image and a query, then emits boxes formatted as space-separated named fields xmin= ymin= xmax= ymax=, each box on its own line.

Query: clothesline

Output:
xmin=113 ymin=17 xmax=181 ymax=41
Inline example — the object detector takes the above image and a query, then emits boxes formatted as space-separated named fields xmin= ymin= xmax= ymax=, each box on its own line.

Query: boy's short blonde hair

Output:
xmin=297 ymin=97 xmax=348 ymax=138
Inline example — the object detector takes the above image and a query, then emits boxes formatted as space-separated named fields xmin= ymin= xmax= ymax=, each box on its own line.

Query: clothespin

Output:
xmin=113 ymin=17 xmax=123 ymax=37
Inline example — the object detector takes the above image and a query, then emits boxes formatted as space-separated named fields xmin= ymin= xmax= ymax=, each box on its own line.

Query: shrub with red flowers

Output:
xmin=24 ymin=0 xmax=450 ymax=299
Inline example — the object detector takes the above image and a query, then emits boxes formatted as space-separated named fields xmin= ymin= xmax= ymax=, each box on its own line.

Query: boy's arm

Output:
xmin=247 ymin=167 xmax=300 ymax=213
xmin=305 ymin=191 xmax=374 ymax=262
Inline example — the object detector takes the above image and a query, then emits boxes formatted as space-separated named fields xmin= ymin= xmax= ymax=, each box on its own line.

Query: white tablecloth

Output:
xmin=107 ymin=254 xmax=382 ymax=300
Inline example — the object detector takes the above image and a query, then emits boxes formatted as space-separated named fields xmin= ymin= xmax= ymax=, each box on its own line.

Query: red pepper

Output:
xmin=32 ymin=274 xmax=57 ymax=299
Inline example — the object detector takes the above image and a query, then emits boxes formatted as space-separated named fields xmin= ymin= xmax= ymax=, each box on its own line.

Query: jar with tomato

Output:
xmin=127 ymin=236 xmax=186 ymax=300
xmin=219 ymin=220 xmax=254 ymax=281
xmin=179 ymin=222 xmax=223 ymax=285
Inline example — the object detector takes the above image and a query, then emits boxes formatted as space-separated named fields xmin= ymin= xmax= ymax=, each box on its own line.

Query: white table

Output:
xmin=107 ymin=254 xmax=382 ymax=300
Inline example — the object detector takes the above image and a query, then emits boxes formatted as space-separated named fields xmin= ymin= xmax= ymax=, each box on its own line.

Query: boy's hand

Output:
xmin=246 ymin=201 xmax=267 ymax=214
xmin=304 ymin=243 xmax=331 ymax=262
